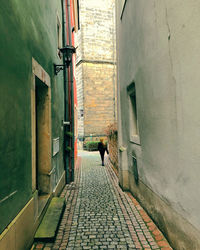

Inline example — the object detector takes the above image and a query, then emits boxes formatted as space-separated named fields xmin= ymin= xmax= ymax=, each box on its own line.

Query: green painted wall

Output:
xmin=0 ymin=0 xmax=65 ymax=233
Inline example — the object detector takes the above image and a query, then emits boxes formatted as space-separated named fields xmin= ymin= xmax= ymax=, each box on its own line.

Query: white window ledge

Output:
xmin=130 ymin=135 xmax=141 ymax=145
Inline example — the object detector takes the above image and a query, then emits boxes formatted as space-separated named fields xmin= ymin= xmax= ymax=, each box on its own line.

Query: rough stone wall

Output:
xmin=75 ymin=0 xmax=116 ymax=141
xmin=76 ymin=63 xmax=84 ymax=138
xmin=75 ymin=25 xmax=84 ymax=140
xmin=108 ymin=134 xmax=118 ymax=171
xmin=80 ymin=0 xmax=116 ymax=62
xmin=75 ymin=28 xmax=83 ymax=64
xmin=83 ymin=62 xmax=115 ymax=136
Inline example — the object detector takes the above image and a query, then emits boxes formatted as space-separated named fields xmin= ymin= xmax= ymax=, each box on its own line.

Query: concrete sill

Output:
xmin=130 ymin=135 xmax=141 ymax=145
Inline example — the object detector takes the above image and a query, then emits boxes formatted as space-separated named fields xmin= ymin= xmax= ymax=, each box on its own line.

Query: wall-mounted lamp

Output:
xmin=54 ymin=45 xmax=76 ymax=75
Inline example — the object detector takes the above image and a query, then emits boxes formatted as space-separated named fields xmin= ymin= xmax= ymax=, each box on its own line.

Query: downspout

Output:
xmin=67 ymin=0 xmax=75 ymax=181
xmin=61 ymin=0 xmax=70 ymax=183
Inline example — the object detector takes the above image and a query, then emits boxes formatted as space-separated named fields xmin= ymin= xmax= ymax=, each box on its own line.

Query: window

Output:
xmin=127 ymin=82 xmax=140 ymax=144
xmin=79 ymin=109 xmax=84 ymax=118
xmin=57 ymin=15 xmax=62 ymax=58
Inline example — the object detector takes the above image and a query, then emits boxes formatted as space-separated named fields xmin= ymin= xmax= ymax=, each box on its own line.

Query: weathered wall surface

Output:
xmin=76 ymin=63 xmax=84 ymax=138
xmin=108 ymin=134 xmax=118 ymax=171
xmin=117 ymin=0 xmax=200 ymax=248
xmin=75 ymin=0 xmax=117 ymax=141
xmin=79 ymin=0 xmax=116 ymax=62
xmin=0 ymin=0 xmax=64 ymax=239
xmin=83 ymin=62 xmax=115 ymax=136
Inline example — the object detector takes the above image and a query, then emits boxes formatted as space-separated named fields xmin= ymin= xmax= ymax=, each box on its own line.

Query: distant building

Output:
xmin=0 ymin=1 xmax=78 ymax=249
xmin=116 ymin=0 xmax=200 ymax=249
xmin=75 ymin=0 xmax=117 ymax=145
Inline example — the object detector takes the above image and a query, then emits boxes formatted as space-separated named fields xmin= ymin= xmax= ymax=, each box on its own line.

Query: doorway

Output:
xmin=31 ymin=58 xmax=52 ymax=215
xmin=35 ymin=77 xmax=49 ymax=194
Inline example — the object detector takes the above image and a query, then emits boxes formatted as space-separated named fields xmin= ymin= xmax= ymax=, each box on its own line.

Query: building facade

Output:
xmin=116 ymin=0 xmax=200 ymax=249
xmin=0 ymin=0 xmax=78 ymax=249
xmin=75 ymin=0 xmax=117 ymax=145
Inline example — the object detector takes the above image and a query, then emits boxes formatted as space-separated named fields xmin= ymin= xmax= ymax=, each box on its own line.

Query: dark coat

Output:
xmin=98 ymin=142 xmax=109 ymax=154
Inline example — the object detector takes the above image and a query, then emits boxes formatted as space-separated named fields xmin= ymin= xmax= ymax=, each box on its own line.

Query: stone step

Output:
xmin=34 ymin=197 xmax=65 ymax=241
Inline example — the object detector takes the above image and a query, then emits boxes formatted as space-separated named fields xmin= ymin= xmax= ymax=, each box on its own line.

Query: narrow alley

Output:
xmin=32 ymin=152 xmax=172 ymax=250
xmin=2 ymin=1 xmax=200 ymax=249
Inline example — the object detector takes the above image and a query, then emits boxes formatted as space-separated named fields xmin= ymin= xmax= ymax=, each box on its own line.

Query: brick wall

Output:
xmin=75 ymin=0 xmax=117 ymax=143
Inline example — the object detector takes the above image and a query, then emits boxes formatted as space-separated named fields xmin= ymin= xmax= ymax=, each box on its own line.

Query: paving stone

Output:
xmin=31 ymin=152 xmax=172 ymax=249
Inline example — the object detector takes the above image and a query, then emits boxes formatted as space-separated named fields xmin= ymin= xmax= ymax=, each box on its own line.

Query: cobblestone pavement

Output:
xmin=32 ymin=151 xmax=172 ymax=250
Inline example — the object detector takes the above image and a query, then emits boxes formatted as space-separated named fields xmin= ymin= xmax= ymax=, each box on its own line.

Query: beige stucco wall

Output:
xmin=117 ymin=0 xmax=200 ymax=248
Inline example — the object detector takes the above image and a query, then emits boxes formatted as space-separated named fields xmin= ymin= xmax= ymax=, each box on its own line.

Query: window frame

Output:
xmin=119 ymin=0 xmax=128 ymax=20
xmin=127 ymin=82 xmax=140 ymax=145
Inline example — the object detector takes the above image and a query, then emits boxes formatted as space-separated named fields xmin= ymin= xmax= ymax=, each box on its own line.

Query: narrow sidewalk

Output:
xmin=32 ymin=151 xmax=172 ymax=250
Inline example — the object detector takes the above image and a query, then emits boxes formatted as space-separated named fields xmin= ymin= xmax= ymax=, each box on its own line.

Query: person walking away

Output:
xmin=98 ymin=138 xmax=109 ymax=166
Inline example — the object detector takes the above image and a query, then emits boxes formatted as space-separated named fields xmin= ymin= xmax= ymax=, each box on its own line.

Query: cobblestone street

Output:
xmin=32 ymin=152 xmax=172 ymax=250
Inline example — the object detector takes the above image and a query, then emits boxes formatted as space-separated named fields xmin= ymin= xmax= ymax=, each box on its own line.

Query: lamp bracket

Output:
xmin=54 ymin=45 xmax=76 ymax=75
xmin=54 ymin=64 xmax=65 ymax=75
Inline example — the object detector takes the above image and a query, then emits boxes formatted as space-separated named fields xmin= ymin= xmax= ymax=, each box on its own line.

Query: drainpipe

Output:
xmin=67 ymin=0 xmax=75 ymax=181
xmin=61 ymin=0 xmax=70 ymax=183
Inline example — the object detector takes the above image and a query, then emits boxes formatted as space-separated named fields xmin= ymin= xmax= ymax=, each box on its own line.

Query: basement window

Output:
xmin=127 ymin=82 xmax=140 ymax=145
xmin=132 ymin=155 xmax=139 ymax=184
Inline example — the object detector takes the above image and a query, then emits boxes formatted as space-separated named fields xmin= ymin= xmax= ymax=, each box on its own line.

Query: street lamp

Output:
xmin=54 ymin=45 xmax=76 ymax=75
